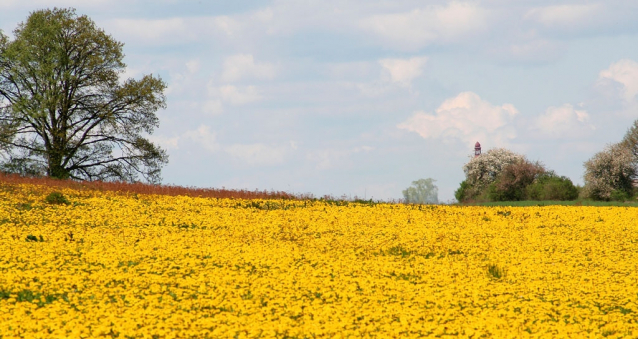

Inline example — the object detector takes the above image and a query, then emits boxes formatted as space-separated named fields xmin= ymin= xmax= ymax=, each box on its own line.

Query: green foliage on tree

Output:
xmin=454 ymin=180 xmax=469 ymax=202
xmin=403 ymin=178 xmax=438 ymax=204
xmin=525 ymin=172 xmax=578 ymax=201
xmin=487 ymin=160 xmax=544 ymax=202
xmin=0 ymin=8 xmax=167 ymax=182
xmin=456 ymin=147 xmax=578 ymax=203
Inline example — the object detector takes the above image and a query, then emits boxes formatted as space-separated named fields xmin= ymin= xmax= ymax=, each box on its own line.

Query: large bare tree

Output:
xmin=0 ymin=8 xmax=167 ymax=182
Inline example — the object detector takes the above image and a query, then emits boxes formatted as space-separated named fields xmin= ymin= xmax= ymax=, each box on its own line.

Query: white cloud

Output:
xmin=306 ymin=150 xmax=340 ymax=170
xmin=306 ymin=146 xmax=375 ymax=170
xmin=252 ymin=7 xmax=274 ymax=23
xmin=360 ymin=2 xmax=488 ymax=50
xmin=183 ymin=125 xmax=219 ymax=152
xmin=108 ymin=18 xmax=191 ymax=43
xmin=202 ymin=100 xmax=223 ymax=115
xmin=354 ymin=146 xmax=374 ymax=153
xmin=121 ymin=67 xmax=141 ymax=81
xmin=1 ymin=0 xmax=112 ymax=9
xmin=598 ymin=59 xmax=638 ymax=102
xmin=147 ymin=135 xmax=179 ymax=150
xmin=492 ymin=39 xmax=565 ymax=64
xmin=212 ymin=15 xmax=241 ymax=37
xmin=102 ymin=14 xmax=253 ymax=47
xmin=356 ymin=82 xmax=392 ymax=97
xmin=219 ymin=85 xmax=262 ymax=105
xmin=533 ymin=104 xmax=595 ymax=139
xmin=525 ymin=4 xmax=600 ymax=29
xmin=185 ymin=59 xmax=201 ymax=74
xmin=379 ymin=56 xmax=428 ymax=86
xmin=221 ymin=54 xmax=276 ymax=82
xmin=225 ymin=143 xmax=288 ymax=166
xmin=179 ymin=125 xmax=292 ymax=166
xmin=326 ymin=61 xmax=376 ymax=80
xmin=397 ymin=92 xmax=518 ymax=146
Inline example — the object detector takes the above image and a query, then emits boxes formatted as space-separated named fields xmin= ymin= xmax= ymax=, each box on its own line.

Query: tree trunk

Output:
xmin=48 ymin=145 xmax=69 ymax=179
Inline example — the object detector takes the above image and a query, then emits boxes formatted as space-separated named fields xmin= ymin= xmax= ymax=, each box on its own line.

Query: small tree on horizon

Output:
xmin=403 ymin=178 xmax=438 ymax=204
xmin=0 ymin=8 xmax=167 ymax=183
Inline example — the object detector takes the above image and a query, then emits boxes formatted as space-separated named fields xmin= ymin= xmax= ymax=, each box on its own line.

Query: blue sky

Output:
xmin=3 ymin=1 xmax=638 ymax=201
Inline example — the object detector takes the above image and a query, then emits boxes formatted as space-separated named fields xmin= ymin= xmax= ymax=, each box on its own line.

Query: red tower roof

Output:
xmin=475 ymin=141 xmax=480 ymax=147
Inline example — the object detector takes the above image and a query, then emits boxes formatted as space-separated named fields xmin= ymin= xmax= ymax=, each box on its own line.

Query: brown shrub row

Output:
xmin=0 ymin=172 xmax=303 ymax=200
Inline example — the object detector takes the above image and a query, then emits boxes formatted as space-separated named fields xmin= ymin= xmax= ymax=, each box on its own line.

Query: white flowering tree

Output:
xmin=583 ymin=143 xmax=636 ymax=200
xmin=455 ymin=148 xmax=526 ymax=201
xmin=465 ymin=148 xmax=524 ymax=188
xmin=622 ymin=120 xmax=638 ymax=162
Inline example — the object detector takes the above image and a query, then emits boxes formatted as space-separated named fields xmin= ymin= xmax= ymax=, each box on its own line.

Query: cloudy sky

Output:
xmin=2 ymin=1 xmax=638 ymax=201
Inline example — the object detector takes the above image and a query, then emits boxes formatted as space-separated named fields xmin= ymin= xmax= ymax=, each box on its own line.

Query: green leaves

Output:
xmin=0 ymin=8 xmax=167 ymax=183
xmin=25 ymin=234 xmax=44 ymax=242
xmin=44 ymin=191 xmax=69 ymax=205
xmin=487 ymin=264 xmax=505 ymax=280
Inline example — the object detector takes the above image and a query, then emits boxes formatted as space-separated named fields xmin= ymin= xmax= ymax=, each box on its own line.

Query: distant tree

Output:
xmin=403 ymin=178 xmax=438 ymax=204
xmin=583 ymin=142 xmax=635 ymax=201
xmin=0 ymin=8 xmax=167 ymax=182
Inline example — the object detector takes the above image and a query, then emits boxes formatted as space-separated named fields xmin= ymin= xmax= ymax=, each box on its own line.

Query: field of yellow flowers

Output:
xmin=0 ymin=182 xmax=637 ymax=338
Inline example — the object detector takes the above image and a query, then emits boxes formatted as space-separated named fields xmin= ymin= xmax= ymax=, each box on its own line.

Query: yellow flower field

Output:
xmin=0 ymin=183 xmax=637 ymax=338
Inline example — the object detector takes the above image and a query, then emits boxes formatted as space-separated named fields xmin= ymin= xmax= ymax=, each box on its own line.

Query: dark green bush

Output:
xmin=454 ymin=180 xmax=469 ymax=202
xmin=486 ymin=182 xmax=510 ymax=202
xmin=526 ymin=174 xmax=578 ymax=201
xmin=487 ymin=264 xmax=505 ymax=280
xmin=25 ymin=235 xmax=44 ymax=242
xmin=457 ymin=159 xmax=582 ymax=203
xmin=44 ymin=191 xmax=69 ymax=205
xmin=610 ymin=189 xmax=630 ymax=202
